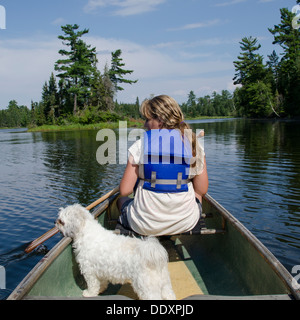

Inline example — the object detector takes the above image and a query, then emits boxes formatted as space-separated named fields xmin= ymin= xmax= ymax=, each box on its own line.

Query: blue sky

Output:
xmin=0 ymin=0 xmax=298 ymax=109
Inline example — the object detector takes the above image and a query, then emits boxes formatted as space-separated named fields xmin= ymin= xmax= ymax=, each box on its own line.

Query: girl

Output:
xmin=117 ymin=95 xmax=208 ymax=236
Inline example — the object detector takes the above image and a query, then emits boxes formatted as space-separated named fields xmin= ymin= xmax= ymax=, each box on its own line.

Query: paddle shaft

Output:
xmin=25 ymin=186 xmax=120 ymax=253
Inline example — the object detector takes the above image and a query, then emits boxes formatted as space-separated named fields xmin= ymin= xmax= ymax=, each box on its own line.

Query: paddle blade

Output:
xmin=25 ymin=227 xmax=59 ymax=254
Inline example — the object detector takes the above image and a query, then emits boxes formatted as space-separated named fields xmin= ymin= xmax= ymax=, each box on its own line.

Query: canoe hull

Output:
xmin=8 ymin=193 xmax=300 ymax=300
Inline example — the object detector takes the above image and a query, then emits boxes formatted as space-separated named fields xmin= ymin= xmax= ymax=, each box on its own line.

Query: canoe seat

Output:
xmin=113 ymin=215 xmax=226 ymax=238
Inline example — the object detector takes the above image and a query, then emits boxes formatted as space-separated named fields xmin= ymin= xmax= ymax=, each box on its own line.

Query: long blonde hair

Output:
xmin=140 ymin=95 xmax=198 ymax=166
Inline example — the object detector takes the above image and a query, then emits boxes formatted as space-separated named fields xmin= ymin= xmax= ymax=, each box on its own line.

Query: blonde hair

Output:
xmin=140 ymin=95 xmax=183 ymax=128
xmin=140 ymin=95 xmax=201 ymax=169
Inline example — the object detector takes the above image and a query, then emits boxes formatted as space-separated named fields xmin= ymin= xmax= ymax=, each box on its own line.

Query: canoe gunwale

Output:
xmin=7 ymin=237 xmax=72 ymax=300
xmin=203 ymin=193 xmax=300 ymax=300
xmin=7 ymin=197 xmax=115 ymax=300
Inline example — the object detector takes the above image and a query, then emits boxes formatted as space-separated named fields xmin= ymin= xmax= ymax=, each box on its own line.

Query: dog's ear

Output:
xmin=74 ymin=206 xmax=87 ymax=225
xmin=69 ymin=204 xmax=88 ymax=236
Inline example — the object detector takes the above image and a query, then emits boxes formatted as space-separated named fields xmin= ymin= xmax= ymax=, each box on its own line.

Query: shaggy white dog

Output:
xmin=56 ymin=204 xmax=176 ymax=300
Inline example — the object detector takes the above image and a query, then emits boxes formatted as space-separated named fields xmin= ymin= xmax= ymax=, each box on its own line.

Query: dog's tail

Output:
xmin=138 ymin=237 xmax=168 ymax=269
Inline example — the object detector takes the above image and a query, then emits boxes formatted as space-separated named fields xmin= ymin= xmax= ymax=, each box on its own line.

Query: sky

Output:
xmin=0 ymin=0 xmax=298 ymax=109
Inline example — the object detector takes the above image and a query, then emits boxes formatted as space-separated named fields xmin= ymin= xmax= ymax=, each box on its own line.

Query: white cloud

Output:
xmin=84 ymin=0 xmax=166 ymax=16
xmin=51 ymin=18 xmax=66 ymax=26
xmin=117 ymin=75 xmax=237 ymax=104
xmin=85 ymin=36 xmax=234 ymax=103
xmin=0 ymin=38 xmax=61 ymax=108
xmin=214 ymin=0 xmax=247 ymax=7
xmin=87 ymin=36 xmax=233 ymax=79
xmin=151 ymin=41 xmax=185 ymax=49
xmin=168 ymin=19 xmax=221 ymax=32
xmin=0 ymin=35 xmax=235 ymax=108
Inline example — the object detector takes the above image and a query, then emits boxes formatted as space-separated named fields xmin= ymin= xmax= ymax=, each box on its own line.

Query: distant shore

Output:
xmin=28 ymin=117 xmax=234 ymax=132
xmin=1 ymin=116 xmax=235 ymax=133
xmin=27 ymin=119 xmax=144 ymax=132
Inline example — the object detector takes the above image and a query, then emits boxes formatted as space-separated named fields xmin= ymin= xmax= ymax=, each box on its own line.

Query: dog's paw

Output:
xmin=82 ymin=289 xmax=98 ymax=298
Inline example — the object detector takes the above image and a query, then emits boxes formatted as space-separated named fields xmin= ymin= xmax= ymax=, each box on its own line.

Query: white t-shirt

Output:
xmin=126 ymin=138 xmax=205 ymax=236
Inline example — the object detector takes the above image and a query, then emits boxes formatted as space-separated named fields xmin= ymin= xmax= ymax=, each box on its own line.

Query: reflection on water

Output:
xmin=0 ymin=119 xmax=300 ymax=297
xmin=189 ymin=119 xmax=300 ymax=269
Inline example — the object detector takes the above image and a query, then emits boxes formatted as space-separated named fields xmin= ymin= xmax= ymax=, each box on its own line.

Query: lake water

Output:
xmin=0 ymin=118 xmax=300 ymax=299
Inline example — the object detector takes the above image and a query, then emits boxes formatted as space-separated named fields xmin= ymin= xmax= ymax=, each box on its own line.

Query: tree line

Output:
xmin=181 ymin=90 xmax=235 ymax=118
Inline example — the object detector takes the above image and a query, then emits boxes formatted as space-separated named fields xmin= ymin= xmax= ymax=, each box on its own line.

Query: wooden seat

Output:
xmin=113 ymin=215 xmax=226 ymax=237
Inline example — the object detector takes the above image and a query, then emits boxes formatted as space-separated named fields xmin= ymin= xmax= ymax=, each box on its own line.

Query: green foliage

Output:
xmin=268 ymin=7 xmax=300 ymax=116
xmin=115 ymin=97 xmax=140 ymax=119
xmin=233 ymin=36 xmax=267 ymax=86
xmin=234 ymin=4 xmax=300 ymax=118
xmin=181 ymin=90 xmax=235 ymax=118
xmin=75 ymin=109 xmax=123 ymax=125
xmin=109 ymin=49 xmax=138 ymax=93
xmin=54 ymin=24 xmax=98 ymax=115
xmin=0 ymin=100 xmax=31 ymax=128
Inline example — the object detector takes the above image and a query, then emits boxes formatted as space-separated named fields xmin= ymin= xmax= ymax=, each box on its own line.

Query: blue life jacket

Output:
xmin=139 ymin=129 xmax=192 ymax=193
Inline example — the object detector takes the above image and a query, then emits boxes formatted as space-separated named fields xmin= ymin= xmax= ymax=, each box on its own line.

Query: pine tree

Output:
xmin=41 ymin=73 xmax=59 ymax=123
xmin=269 ymin=7 xmax=300 ymax=116
xmin=102 ymin=64 xmax=115 ymax=111
xmin=267 ymin=50 xmax=280 ymax=90
xmin=55 ymin=24 xmax=97 ymax=115
xmin=187 ymin=91 xmax=196 ymax=108
xmin=109 ymin=49 xmax=137 ymax=93
xmin=233 ymin=37 xmax=274 ymax=117
xmin=233 ymin=36 xmax=267 ymax=86
xmin=89 ymin=64 xmax=115 ymax=111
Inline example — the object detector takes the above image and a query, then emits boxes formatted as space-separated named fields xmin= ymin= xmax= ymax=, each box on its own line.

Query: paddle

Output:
xmin=25 ymin=186 xmax=120 ymax=254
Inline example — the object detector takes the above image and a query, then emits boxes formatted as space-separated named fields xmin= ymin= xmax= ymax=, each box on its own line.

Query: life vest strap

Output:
xmin=141 ymin=172 xmax=191 ymax=190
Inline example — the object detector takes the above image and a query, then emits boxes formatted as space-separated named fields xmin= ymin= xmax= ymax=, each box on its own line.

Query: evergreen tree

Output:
xmin=30 ymin=101 xmax=46 ymax=126
xmin=55 ymin=24 xmax=97 ymax=115
xmin=41 ymin=73 xmax=59 ymax=123
xmin=269 ymin=7 xmax=300 ymax=116
xmin=187 ymin=91 xmax=196 ymax=108
xmin=233 ymin=36 xmax=267 ymax=86
xmin=233 ymin=37 xmax=272 ymax=117
xmin=109 ymin=49 xmax=137 ymax=93
xmin=102 ymin=64 xmax=115 ymax=111
xmin=267 ymin=50 xmax=280 ymax=90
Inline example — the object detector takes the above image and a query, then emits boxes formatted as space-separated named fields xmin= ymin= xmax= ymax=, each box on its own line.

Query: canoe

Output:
xmin=8 ymin=192 xmax=300 ymax=300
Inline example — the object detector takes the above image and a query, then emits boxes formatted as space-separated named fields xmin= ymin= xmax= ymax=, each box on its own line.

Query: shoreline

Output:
xmin=27 ymin=120 xmax=144 ymax=132
xmin=26 ymin=116 xmax=234 ymax=132
xmin=2 ymin=116 xmax=298 ymax=133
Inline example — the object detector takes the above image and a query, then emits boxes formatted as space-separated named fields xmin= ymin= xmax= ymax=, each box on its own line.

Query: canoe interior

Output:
xmin=18 ymin=194 xmax=297 ymax=300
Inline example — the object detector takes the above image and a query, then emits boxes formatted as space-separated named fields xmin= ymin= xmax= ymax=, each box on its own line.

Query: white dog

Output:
xmin=56 ymin=204 xmax=176 ymax=300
